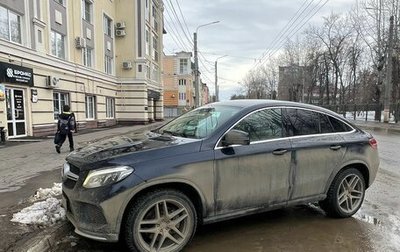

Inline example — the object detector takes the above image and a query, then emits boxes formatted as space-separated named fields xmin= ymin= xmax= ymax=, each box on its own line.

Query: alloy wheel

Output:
xmin=337 ymin=174 xmax=364 ymax=214
xmin=136 ymin=199 xmax=192 ymax=252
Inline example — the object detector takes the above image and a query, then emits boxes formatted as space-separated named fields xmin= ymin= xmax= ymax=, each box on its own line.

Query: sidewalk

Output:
xmin=0 ymin=121 xmax=166 ymax=252
xmin=1 ymin=119 xmax=399 ymax=252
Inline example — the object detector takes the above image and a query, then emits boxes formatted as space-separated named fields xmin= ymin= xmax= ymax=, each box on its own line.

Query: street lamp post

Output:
xmin=194 ymin=21 xmax=219 ymax=107
xmin=215 ymin=55 xmax=227 ymax=102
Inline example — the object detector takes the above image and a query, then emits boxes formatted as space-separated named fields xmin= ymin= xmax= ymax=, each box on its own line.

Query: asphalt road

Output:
xmin=45 ymin=130 xmax=400 ymax=251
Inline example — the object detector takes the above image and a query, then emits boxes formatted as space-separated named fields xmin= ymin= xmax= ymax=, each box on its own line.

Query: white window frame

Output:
xmin=0 ymin=5 xmax=22 ymax=44
xmin=83 ymin=47 xmax=93 ymax=67
xmin=53 ymin=92 xmax=70 ymax=120
xmin=105 ymin=55 xmax=113 ymax=74
xmin=179 ymin=59 xmax=188 ymax=74
xmin=50 ymin=30 xmax=65 ymax=59
xmin=145 ymin=28 xmax=150 ymax=56
xmin=106 ymin=97 xmax=115 ymax=118
xmin=103 ymin=14 xmax=112 ymax=37
xmin=82 ymin=0 xmax=93 ymax=23
xmin=152 ymin=34 xmax=158 ymax=61
xmin=85 ymin=95 xmax=96 ymax=119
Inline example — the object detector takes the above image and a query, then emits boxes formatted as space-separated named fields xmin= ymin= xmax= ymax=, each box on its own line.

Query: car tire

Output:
xmin=319 ymin=168 xmax=366 ymax=218
xmin=123 ymin=189 xmax=197 ymax=252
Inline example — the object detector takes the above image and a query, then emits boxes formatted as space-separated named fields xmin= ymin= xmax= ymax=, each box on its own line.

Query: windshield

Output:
xmin=158 ymin=105 xmax=242 ymax=139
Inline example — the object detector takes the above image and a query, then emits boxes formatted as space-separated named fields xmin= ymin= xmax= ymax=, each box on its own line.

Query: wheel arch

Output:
xmin=119 ymin=181 xmax=205 ymax=239
xmin=325 ymin=162 xmax=370 ymax=195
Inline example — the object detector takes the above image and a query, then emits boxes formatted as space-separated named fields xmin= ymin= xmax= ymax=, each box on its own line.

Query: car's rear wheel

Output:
xmin=124 ymin=189 xmax=197 ymax=252
xmin=320 ymin=168 xmax=366 ymax=218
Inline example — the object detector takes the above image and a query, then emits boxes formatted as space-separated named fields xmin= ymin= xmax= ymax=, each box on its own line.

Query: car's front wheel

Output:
xmin=124 ymin=189 xmax=197 ymax=252
xmin=320 ymin=168 xmax=366 ymax=218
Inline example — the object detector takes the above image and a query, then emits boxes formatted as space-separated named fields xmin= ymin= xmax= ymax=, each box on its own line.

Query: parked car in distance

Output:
xmin=62 ymin=100 xmax=380 ymax=252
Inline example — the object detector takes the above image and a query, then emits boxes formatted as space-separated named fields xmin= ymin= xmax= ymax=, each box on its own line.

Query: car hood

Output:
xmin=66 ymin=131 xmax=199 ymax=166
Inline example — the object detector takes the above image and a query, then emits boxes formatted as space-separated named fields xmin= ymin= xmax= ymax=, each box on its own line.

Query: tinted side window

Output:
xmin=233 ymin=108 xmax=283 ymax=142
xmin=284 ymin=108 xmax=319 ymax=136
xmin=329 ymin=116 xmax=353 ymax=132
xmin=320 ymin=114 xmax=334 ymax=133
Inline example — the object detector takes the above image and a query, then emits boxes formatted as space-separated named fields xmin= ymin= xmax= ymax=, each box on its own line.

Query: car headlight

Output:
xmin=83 ymin=166 xmax=134 ymax=189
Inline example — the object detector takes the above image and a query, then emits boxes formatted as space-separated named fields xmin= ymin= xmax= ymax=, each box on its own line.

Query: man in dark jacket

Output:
xmin=55 ymin=105 xmax=76 ymax=153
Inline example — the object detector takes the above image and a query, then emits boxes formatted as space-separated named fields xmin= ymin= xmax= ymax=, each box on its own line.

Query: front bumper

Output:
xmin=61 ymin=167 xmax=144 ymax=242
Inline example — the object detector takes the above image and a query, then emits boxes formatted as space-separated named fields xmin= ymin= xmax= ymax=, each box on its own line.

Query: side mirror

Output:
xmin=222 ymin=129 xmax=250 ymax=146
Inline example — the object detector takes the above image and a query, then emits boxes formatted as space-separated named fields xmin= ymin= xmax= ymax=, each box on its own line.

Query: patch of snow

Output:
xmin=11 ymin=197 xmax=66 ymax=225
xmin=30 ymin=183 xmax=62 ymax=202
xmin=344 ymin=111 xmax=396 ymax=122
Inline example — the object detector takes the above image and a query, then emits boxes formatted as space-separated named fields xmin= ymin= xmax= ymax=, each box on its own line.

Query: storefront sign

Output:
xmin=0 ymin=62 xmax=33 ymax=86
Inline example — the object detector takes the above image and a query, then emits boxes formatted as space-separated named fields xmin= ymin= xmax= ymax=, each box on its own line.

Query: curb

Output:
xmin=11 ymin=221 xmax=73 ymax=252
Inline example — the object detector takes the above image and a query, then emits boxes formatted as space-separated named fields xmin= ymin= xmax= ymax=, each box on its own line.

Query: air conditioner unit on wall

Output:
xmin=75 ymin=37 xmax=86 ymax=49
xmin=115 ymin=21 xmax=126 ymax=29
xmin=122 ymin=61 xmax=133 ymax=69
xmin=115 ymin=29 xmax=126 ymax=37
xmin=47 ymin=76 xmax=60 ymax=88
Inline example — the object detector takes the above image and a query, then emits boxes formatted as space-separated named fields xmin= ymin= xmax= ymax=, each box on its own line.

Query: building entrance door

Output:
xmin=5 ymin=88 xmax=27 ymax=138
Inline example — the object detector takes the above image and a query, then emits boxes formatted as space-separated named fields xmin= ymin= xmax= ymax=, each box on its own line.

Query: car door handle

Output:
xmin=330 ymin=145 xmax=341 ymax=150
xmin=273 ymin=149 xmax=288 ymax=155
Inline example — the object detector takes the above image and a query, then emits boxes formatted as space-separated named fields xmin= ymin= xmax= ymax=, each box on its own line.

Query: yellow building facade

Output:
xmin=0 ymin=0 xmax=164 ymax=138
xmin=162 ymin=51 xmax=194 ymax=117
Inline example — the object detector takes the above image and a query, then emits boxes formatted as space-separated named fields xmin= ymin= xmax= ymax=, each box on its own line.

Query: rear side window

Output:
xmin=329 ymin=116 xmax=353 ymax=132
xmin=320 ymin=114 xmax=334 ymax=133
xmin=284 ymin=108 xmax=319 ymax=136
xmin=233 ymin=108 xmax=283 ymax=142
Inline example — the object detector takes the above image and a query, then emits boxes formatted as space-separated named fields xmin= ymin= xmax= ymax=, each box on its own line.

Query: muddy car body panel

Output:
xmin=62 ymin=100 xmax=380 ymax=246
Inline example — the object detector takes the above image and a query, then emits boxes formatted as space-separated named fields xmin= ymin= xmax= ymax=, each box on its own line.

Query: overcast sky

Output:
xmin=163 ymin=0 xmax=356 ymax=101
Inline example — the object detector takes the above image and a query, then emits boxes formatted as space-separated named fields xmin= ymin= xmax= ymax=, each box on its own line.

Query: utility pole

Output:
xmin=193 ymin=32 xmax=200 ymax=107
xmin=214 ymin=60 xmax=218 ymax=102
xmin=383 ymin=16 xmax=394 ymax=123
xmin=193 ymin=21 xmax=220 ymax=108
xmin=214 ymin=55 xmax=227 ymax=102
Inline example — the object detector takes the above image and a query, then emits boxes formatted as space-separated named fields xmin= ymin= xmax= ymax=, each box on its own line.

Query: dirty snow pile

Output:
xmin=11 ymin=183 xmax=66 ymax=226
xmin=29 ymin=183 xmax=62 ymax=202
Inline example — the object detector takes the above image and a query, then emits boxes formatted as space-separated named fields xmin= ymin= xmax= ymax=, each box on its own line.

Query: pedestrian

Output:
xmin=55 ymin=105 xmax=76 ymax=153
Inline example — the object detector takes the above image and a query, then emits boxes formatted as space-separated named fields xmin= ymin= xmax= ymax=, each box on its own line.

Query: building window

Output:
xmin=179 ymin=79 xmax=187 ymax=86
xmin=152 ymin=35 xmax=158 ymax=62
xmin=55 ymin=0 xmax=64 ymax=6
xmin=103 ymin=14 xmax=112 ymax=36
xmin=53 ymin=92 xmax=69 ymax=120
xmin=0 ymin=6 xmax=22 ymax=44
xmin=85 ymin=96 xmax=96 ymax=119
xmin=179 ymin=92 xmax=186 ymax=101
xmin=50 ymin=30 xmax=65 ymax=59
xmin=83 ymin=47 xmax=93 ymax=67
xmin=179 ymin=59 xmax=188 ymax=74
xmin=105 ymin=55 xmax=113 ymax=74
xmin=82 ymin=0 xmax=93 ymax=23
xmin=145 ymin=0 xmax=150 ymax=21
xmin=106 ymin=97 xmax=115 ymax=118
xmin=145 ymin=28 xmax=150 ymax=56
xmin=151 ymin=63 xmax=159 ymax=81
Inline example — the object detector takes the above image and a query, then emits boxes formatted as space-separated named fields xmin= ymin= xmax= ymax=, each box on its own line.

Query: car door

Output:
xmin=283 ymin=108 xmax=346 ymax=200
xmin=214 ymin=108 xmax=292 ymax=215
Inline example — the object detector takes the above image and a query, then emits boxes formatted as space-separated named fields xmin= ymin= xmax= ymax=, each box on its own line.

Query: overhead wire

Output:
xmin=252 ymin=0 xmax=314 ymax=69
xmin=163 ymin=0 xmax=216 ymax=85
xmin=249 ymin=0 xmax=330 ymax=75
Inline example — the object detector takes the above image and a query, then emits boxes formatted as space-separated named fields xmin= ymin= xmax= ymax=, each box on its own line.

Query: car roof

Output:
xmin=213 ymin=99 xmax=325 ymax=110
xmin=210 ymin=99 xmax=347 ymax=120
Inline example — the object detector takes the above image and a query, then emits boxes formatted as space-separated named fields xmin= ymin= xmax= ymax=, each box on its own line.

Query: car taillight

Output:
xmin=369 ymin=138 xmax=378 ymax=149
